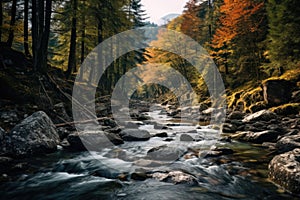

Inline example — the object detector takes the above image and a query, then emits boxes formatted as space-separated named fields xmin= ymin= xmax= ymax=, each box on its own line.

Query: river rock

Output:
xmin=134 ymin=159 xmax=165 ymax=167
xmin=244 ymin=124 xmax=265 ymax=132
xmin=131 ymin=168 xmax=148 ymax=181
xmin=262 ymin=79 xmax=295 ymax=106
xmin=67 ymin=130 xmax=124 ymax=151
xmin=154 ymin=132 xmax=168 ymax=138
xmin=151 ymin=171 xmax=198 ymax=185
xmin=4 ymin=111 xmax=60 ymax=157
xmin=180 ymin=134 xmax=194 ymax=142
xmin=222 ymin=123 xmax=238 ymax=133
xmin=119 ymin=129 xmax=151 ymax=141
xmin=103 ymin=118 xmax=117 ymax=128
xmin=147 ymin=145 xmax=185 ymax=161
xmin=228 ymin=111 xmax=245 ymax=120
xmin=242 ymin=110 xmax=277 ymax=123
xmin=231 ymin=130 xmax=280 ymax=144
xmin=153 ymin=123 xmax=168 ymax=130
xmin=269 ymin=148 xmax=300 ymax=194
xmin=199 ymin=147 xmax=234 ymax=158
xmin=136 ymin=114 xmax=151 ymax=121
xmin=276 ymin=135 xmax=300 ymax=153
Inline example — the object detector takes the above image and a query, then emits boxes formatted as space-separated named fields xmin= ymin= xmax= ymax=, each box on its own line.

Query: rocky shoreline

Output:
xmin=0 ymin=76 xmax=300 ymax=195
xmin=0 ymin=99 xmax=299 ymax=195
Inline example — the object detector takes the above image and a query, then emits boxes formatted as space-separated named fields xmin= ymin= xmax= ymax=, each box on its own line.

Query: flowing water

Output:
xmin=1 ymin=104 xmax=297 ymax=199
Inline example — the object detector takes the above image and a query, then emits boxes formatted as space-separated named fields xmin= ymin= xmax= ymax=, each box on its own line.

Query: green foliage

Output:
xmin=267 ymin=0 xmax=300 ymax=68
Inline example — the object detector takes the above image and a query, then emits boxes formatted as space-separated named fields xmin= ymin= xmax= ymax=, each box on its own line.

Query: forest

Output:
xmin=0 ymin=0 xmax=299 ymax=101
xmin=0 ymin=0 xmax=300 ymax=199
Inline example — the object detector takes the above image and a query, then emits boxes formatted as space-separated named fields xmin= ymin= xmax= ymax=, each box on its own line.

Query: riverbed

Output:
xmin=1 ymin=104 xmax=296 ymax=199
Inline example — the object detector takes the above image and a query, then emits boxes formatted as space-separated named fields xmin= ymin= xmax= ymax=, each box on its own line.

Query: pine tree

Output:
xmin=267 ymin=0 xmax=300 ymax=68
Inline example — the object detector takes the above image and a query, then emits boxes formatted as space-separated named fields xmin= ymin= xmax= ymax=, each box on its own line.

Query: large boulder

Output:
xmin=119 ymin=129 xmax=151 ymax=141
xmin=67 ymin=130 xmax=124 ymax=151
xmin=276 ymin=135 xmax=300 ymax=153
xmin=4 ymin=111 xmax=60 ymax=157
xmin=262 ymin=79 xmax=295 ymax=106
xmin=242 ymin=110 xmax=277 ymax=123
xmin=146 ymin=145 xmax=185 ymax=161
xmin=231 ymin=130 xmax=280 ymax=144
xmin=269 ymin=148 xmax=300 ymax=194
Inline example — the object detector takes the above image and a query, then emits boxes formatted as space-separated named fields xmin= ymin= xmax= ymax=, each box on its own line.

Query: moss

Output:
xmin=279 ymin=68 xmax=300 ymax=82
xmin=262 ymin=68 xmax=300 ymax=84
xmin=269 ymin=103 xmax=300 ymax=115
xmin=249 ymin=101 xmax=267 ymax=113
xmin=228 ymin=91 xmax=242 ymax=109
xmin=228 ymin=86 xmax=264 ymax=112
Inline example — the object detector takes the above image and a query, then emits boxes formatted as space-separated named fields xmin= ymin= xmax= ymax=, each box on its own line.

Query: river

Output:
xmin=1 ymin=104 xmax=296 ymax=199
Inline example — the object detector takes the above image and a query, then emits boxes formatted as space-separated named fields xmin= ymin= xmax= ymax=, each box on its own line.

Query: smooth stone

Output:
xmin=269 ymin=148 xmax=300 ymax=194
xmin=154 ymin=132 xmax=168 ymax=138
xmin=242 ymin=110 xmax=277 ymax=123
xmin=119 ymin=129 xmax=151 ymax=141
xmin=180 ymin=134 xmax=194 ymax=142
xmin=150 ymin=171 xmax=198 ymax=185
xmin=147 ymin=145 xmax=185 ymax=161
xmin=231 ymin=130 xmax=280 ymax=144
xmin=222 ymin=123 xmax=238 ymax=133
xmin=228 ymin=111 xmax=245 ymax=120
xmin=276 ymin=135 xmax=300 ymax=153
xmin=67 ymin=131 xmax=124 ymax=151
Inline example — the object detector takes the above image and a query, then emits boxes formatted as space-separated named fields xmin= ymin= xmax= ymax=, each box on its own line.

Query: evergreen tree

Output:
xmin=267 ymin=0 xmax=300 ymax=68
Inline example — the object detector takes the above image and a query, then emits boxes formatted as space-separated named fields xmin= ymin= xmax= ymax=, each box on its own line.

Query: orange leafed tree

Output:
xmin=212 ymin=0 xmax=264 ymax=49
xmin=210 ymin=0 xmax=266 ymax=76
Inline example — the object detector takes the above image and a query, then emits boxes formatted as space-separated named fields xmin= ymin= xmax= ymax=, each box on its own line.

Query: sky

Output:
xmin=141 ymin=0 xmax=190 ymax=25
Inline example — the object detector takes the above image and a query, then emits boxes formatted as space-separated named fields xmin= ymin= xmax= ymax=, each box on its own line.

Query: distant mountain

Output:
xmin=159 ymin=13 xmax=180 ymax=25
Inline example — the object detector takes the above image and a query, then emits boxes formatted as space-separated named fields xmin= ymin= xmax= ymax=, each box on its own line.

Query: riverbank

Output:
xmin=0 ymin=102 xmax=298 ymax=199
xmin=0 ymin=60 xmax=300 ymax=197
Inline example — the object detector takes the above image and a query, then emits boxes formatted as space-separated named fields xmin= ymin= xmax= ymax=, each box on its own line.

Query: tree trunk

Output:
xmin=32 ymin=0 xmax=52 ymax=72
xmin=80 ymin=15 xmax=85 ymax=64
xmin=80 ymin=0 xmax=86 ymax=64
xmin=32 ymin=0 xmax=37 ymax=71
xmin=24 ymin=0 xmax=30 ymax=57
xmin=40 ymin=0 xmax=52 ymax=72
xmin=0 ymin=0 xmax=3 ymax=42
xmin=7 ymin=0 xmax=17 ymax=47
xmin=88 ymin=19 xmax=102 ymax=85
xmin=66 ymin=0 xmax=77 ymax=79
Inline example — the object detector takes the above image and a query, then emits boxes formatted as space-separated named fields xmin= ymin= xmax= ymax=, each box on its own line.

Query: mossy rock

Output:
xmin=248 ymin=101 xmax=267 ymax=113
xmin=278 ymin=68 xmax=300 ymax=82
xmin=228 ymin=91 xmax=243 ymax=109
xmin=228 ymin=87 xmax=263 ymax=112
xmin=269 ymin=103 xmax=300 ymax=115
